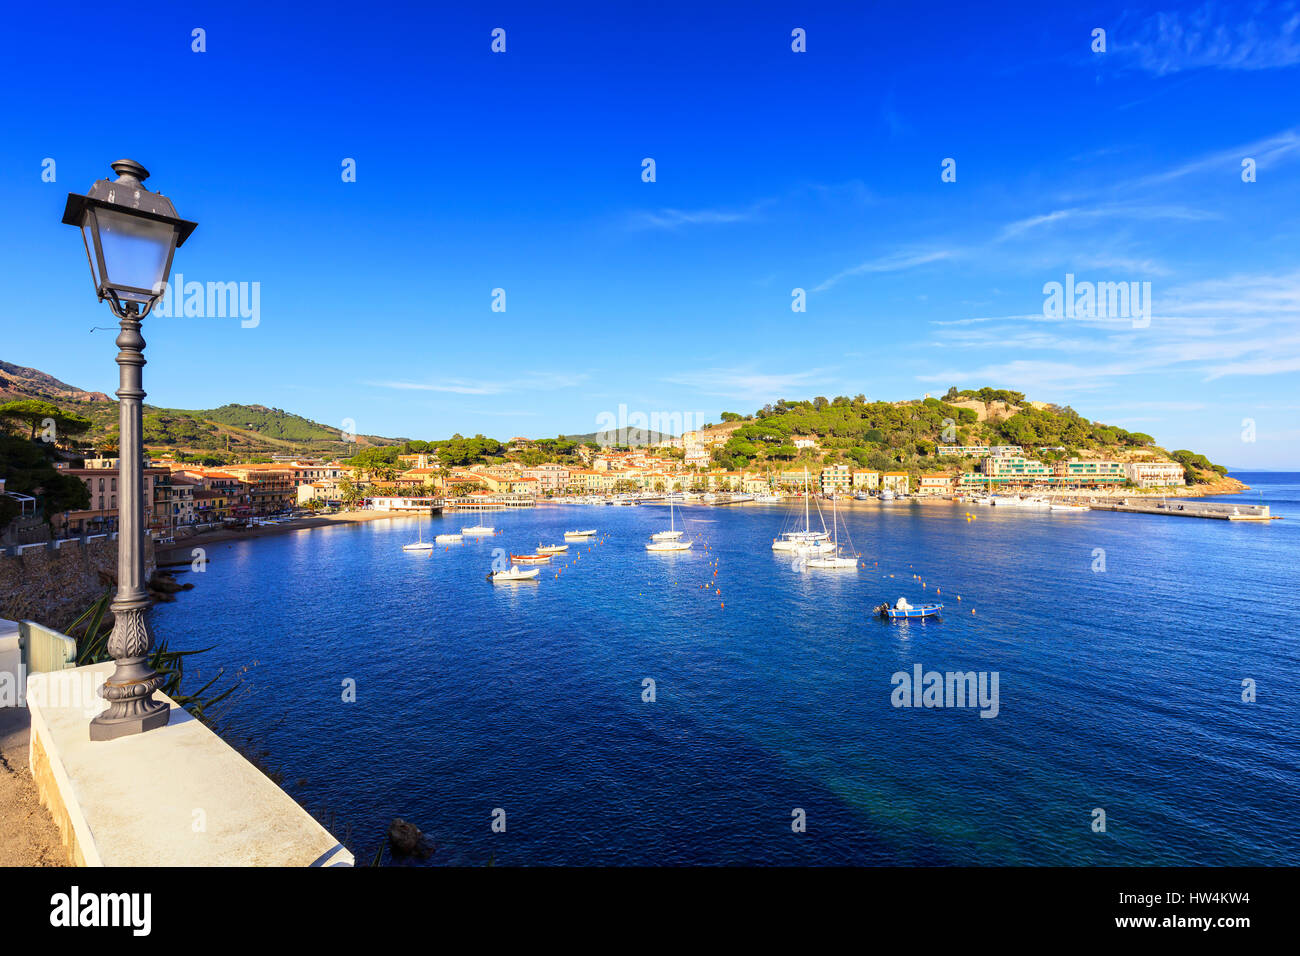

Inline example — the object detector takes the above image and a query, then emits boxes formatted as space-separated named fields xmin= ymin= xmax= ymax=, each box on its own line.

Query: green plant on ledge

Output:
xmin=66 ymin=590 xmax=240 ymax=724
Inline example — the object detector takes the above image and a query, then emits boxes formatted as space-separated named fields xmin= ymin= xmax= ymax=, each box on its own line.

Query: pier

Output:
xmin=1085 ymin=500 xmax=1273 ymax=521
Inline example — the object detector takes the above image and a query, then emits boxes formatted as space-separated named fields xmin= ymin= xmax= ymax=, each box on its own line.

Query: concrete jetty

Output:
xmin=1085 ymin=499 xmax=1273 ymax=521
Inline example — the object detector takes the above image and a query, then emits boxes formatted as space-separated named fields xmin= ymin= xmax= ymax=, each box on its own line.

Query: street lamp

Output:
xmin=62 ymin=160 xmax=197 ymax=741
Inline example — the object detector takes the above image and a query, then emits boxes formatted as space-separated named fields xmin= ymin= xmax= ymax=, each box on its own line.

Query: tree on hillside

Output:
xmin=0 ymin=399 xmax=93 ymax=443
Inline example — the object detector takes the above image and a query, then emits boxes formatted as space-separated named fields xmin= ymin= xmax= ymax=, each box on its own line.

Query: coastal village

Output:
xmin=0 ymin=382 xmax=1240 ymax=548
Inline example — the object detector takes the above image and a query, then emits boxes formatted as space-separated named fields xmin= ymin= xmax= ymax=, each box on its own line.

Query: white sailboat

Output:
xmin=651 ymin=493 xmax=684 ymax=541
xmin=402 ymin=519 xmax=434 ymax=552
xmin=805 ymin=495 xmax=858 ymax=569
xmin=646 ymin=495 xmax=691 ymax=551
xmin=461 ymin=504 xmax=495 ymax=536
xmin=772 ymin=468 xmax=830 ymax=551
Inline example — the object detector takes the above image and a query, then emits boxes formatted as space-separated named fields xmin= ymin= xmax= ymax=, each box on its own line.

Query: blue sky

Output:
xmin=3 ymin=0 xmax=1298 ymax=466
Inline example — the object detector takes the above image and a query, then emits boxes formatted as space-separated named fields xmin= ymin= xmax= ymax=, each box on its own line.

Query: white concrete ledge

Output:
xmin=27 ymin=662 xmax=353 ymax=866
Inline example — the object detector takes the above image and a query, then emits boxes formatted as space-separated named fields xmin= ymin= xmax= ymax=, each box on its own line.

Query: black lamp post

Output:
xmin=62 ymin=160 xmax=197 ymax=741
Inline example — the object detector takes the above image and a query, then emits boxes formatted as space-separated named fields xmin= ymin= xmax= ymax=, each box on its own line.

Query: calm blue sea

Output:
xmin=151 ymin=472 xmax=1300 ymax=865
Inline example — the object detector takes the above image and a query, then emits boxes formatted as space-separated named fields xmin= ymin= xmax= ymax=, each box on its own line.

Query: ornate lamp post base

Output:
xmin=88 ymin=605 xmax=170 ymax=742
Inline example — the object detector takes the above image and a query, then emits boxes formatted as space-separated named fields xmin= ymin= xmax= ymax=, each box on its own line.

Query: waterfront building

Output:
xmin=852 ymin=470 xmax=880 ymax=491
xmin=882 ymin=472 xmax=910 ymax=494
xmin=820 ymin=464 xmax=851 ymax=495
xmin=221 ymin=464 xmax=296 ymax=515
xmin=167 ymin=475 xmax=198 ymax=527
xmin=522 ymin=464 xmax=570 ymax=495
xmin=918 ymin=473 xmax=954 ymax=496
xmin=1124 ymin=460 xmax=1186 ymax=487
xmin=1052 ymin=459 xmax=1125 ymax=484
xmin=981 ymin=456 xmax=1053 ymax=480
xmin=59 ymin=462 xmax=172 ymax=537
xmin=778 ymin=470 xmax=812 ymax=489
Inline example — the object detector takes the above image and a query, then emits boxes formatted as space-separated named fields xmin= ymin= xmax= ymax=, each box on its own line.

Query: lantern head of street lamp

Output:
xmin=61 ymin=159 xmax=197 ymax=319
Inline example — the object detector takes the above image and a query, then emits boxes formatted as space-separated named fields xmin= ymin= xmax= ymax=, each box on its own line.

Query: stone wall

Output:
xmin=0 ymin=538 xmax=155 ymax=634
xmin=0 ymin=516 xmax=50 ymax=547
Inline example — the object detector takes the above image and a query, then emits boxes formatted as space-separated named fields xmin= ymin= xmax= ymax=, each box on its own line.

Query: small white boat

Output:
xmin=646 ymin=539 xmax=692 ymax=552
xmin=536 ymin=543 xmax=568 ymax=554
xmin=461 ymin=524 xmax=495 ymax=536
xmin=435 ymin=533 xmax=463 ymax=543
xmin=564 ymin=529 xmax=597 ymax=538
xmin=879 ymin=489 xmax=896 ymax=501
xmin=488 ymin=566 xmax=540 ymax=582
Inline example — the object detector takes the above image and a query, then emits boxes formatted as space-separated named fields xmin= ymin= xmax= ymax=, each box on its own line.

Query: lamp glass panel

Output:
xmin=95 ymin=207 xmax=176 ymax=297
xmin=81 ymin=223 xmax=104 ymax=288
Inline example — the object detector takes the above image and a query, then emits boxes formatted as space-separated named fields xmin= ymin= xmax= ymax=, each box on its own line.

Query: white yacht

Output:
xmin=772 ymin=470 xmax=831 ymax=551
xmin=651 ymin=491 xmax=685 ymax=541
xmin=804 ymin=496 xmax=858 ymax=570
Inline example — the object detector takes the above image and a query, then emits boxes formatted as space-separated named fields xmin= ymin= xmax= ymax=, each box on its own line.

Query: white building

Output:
xmin=1124 ymin=461 xmax=1186 ymax=488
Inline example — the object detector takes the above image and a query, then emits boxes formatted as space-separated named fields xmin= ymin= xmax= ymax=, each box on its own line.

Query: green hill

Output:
xmin=708 ymin=387 xmax=1228 ymax=485
xmin=0 ymin=360 xmax=402 ymax=462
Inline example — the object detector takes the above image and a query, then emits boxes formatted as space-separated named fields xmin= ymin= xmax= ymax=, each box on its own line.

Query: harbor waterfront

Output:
xmin=150 ymin=472 xmax=1300 ymax=866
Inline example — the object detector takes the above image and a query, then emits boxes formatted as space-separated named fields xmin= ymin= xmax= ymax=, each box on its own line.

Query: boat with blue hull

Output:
xmin=876 ymin=599 xmax=943 ymax=620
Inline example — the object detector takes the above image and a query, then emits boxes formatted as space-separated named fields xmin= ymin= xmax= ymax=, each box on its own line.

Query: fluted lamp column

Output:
xmin=62 ymin=160 xmax=197 ymax=741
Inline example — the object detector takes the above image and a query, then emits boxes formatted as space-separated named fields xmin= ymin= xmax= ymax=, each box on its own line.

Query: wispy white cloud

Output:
xmin=922 ymin=270 xmax=1300 ymax=388
xmin=628 ymin=202 xmax=769 ymax=230
xmin=814 ymin=250 xmax=954 ymax=292
xmin=1117 ymin=2 xmax=1300 ymax=75
xmin=997 ymin=204 xmax=1217 ymax=240
xmin=366 ymin=379 xmax=502 ymax=395
xmin=661 ymin=366 xmax=834 ymax=399
xmin=365 ymin=371 xmax=588 ymax=396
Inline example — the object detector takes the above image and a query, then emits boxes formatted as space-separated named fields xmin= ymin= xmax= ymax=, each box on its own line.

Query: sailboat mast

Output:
xmin=804 ymin=467 xmax=810 ymax=532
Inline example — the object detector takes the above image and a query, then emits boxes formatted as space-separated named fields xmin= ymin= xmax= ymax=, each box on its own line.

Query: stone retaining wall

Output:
xmin=0 ymin=538 xmax=155 ymax=634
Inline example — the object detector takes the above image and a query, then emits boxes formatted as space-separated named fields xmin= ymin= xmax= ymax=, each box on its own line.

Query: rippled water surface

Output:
xmin=152 ymin=473 xmax=1300 ymax=865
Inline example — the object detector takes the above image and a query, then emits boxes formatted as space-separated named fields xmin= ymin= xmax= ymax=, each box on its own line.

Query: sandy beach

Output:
xmin=155 ymin=510 xmax=407 ymax=563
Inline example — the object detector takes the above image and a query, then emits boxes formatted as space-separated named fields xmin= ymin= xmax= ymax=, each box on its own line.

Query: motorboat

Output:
xmin=488 ymin=566 xmax=540 ymax=582
xmin=536 ymin=543 xmax=568 ymax=553
xmin=564 ymin=529 xmax=597 ymax=538
xmin=875 ymin=598 xmax=942 ymax=619
xmin=435 ymin=532 xmax=463 ymax=543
